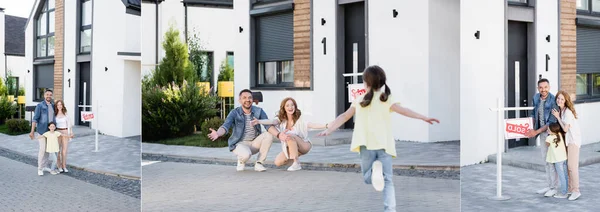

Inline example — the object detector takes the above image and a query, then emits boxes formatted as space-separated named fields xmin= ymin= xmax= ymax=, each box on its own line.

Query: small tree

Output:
xmin=0 ymin=77 xmax=7 ymax=96
xmin=217 ymin=60 xmax=234 ymax=81
xmin=151 ymin=25 xmax=196 ymax=87
xmin=188 ymin=31 xmax=211 ymax=84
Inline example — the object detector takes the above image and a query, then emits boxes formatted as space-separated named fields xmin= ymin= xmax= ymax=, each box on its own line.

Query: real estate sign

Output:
xmin=348 ymin=83 xmax=366 ymax=103
xmin=81 ymin=112 xmax=95 ymax=122
xmin=504 ymin=117 xmax=533 ymax=139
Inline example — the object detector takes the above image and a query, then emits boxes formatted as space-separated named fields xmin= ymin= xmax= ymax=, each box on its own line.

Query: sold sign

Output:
xmin=504 ymin=117 xmax=533 ymax=139
xmin=348 ymin=84 xmax=366 ymax=103
xmin=81 ymin=112 xmax=95 ymax=122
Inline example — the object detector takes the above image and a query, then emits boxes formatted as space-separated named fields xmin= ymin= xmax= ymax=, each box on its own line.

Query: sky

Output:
xmin=0 ymin=0 xmax=36 ymax=18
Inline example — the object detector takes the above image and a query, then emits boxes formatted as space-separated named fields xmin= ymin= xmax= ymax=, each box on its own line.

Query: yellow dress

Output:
xmin=350 ymin=89 xmax=401 ymax=157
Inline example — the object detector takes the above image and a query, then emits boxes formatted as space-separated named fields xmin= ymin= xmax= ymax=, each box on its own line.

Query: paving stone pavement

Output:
xmin=461 ymin=163 xmax=600 ymax=212
xmin=142 ymin=140 xmax=460 ymax=167
xmin=489 ymin=142 xmax=600 ymax=171
xmin=141 ymin=162 xmax=460 ymax=212
xmin=0 ymin=156 xmax=140 ymax=211
xmin=0 ymin=131 xmax=141 ymax=178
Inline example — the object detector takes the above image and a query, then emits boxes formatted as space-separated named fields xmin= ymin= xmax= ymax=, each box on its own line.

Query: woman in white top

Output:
xmin=551 ymin=90 xmax=582 ymax=201
xmin=252 ymin=97 xmax=327 ymax=171
xmin=54 ymin=100 xmax=74 ymax=173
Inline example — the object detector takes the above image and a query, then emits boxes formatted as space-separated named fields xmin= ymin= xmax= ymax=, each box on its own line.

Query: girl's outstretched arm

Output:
xmin=317 ymin=107 xmax=356 ymax=136
xmin=390 ymin=103 xmax=440 ymax=124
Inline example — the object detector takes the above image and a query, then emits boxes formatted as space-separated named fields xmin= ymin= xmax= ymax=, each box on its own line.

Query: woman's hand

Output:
xmin=251 ymin=118 xmax=260 ymax=126
xmin=552 ymin=108 xmax=561 ymax=120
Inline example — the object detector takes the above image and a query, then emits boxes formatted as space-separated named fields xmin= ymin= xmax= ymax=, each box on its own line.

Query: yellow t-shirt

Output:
xmin=43 ymin=131 xmax=61 ymax=153
xmin=545 ymin=134 xmax=567 ymax=163
xmin=350 ymin=88 xmax=401 ymax=157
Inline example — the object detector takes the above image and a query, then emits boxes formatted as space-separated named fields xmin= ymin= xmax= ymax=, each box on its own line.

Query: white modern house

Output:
xmin=0 ymin=9 xmax=27 ymax=96
xmin=141 ymin=0 xmax=461 ymax=144
xmin=461 ymin=0 xmax=600 ymax=166
xmin=141 ymin=0 xmax=599 ymax=165
xmin=24 ymin=0 xmax=141 ymax=138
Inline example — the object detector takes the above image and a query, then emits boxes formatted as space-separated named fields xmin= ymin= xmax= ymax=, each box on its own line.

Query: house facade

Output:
xmin=0 ymin=9 xmax=27 ymax=96
xmin=141 ymin=0 xmax=599 ymax=165
xmin=24 ymin=0 xmax=142 ymax=138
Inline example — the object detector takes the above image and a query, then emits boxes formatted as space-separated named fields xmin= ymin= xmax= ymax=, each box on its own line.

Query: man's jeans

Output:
xmin=360 ymin=146 xmax=396 ymax=212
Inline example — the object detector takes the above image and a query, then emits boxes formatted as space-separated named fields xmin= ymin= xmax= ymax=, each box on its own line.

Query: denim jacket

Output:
xmin=32 ymin=101 xmax=56 ymax=135
xmin=531 ymin=93 xmax=559 ymax=131
xmin=220 ymin=106 xmax=273 ymax=151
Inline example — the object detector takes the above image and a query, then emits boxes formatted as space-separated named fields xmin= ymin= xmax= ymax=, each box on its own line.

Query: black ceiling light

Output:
xmin=239 ymin=26 xmax=243 ymax=33
xmin=105 ymin=67 xmax=108 ymax=72
xmin=321 ymin=18 xmax=326 ymax=25
xmin=393 ymin=9 xmax=398 ymax=18
xmin=68 ymin=68 xmax=71 ymax=73
xmin=474 ymin=30 xmax=480 ymax=39
xmin=546 ymin=35 xmax=550 ymax=42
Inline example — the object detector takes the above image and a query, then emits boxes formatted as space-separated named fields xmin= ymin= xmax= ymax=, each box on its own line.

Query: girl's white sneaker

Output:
xmin=371 ymin=160 xmax=384 ymax=192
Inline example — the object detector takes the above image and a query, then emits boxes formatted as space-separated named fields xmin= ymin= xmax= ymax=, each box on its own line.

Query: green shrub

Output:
xmin=0 ymin=77 xmax=7 ymax=96
xmin=200 ymin=117 xmax=231 ymax=143
xmin=142 ymin=80 xmax=218 ymax=141
xmin=0 ymin=96 xmax=17 ymax=125
xmin=18 ymin=86 xmax=25 ymax=96
xmin=6 ymin=119 xmax=30 ymax=134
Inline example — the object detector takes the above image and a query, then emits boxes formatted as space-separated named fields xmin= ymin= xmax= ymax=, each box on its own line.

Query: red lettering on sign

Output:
xmin=506 ymin=123 xmax=530 ymax=135
xmin=82 ymin=113 xmax=94 ymax=120
xmin=351 ymin=88 xmax=366 ymax=98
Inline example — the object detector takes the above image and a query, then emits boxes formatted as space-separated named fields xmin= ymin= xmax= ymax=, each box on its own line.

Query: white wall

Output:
xmin=536 ymin=0 xmax=559 ymax=94
xmin=122 ymin=60 xmax=141 ymax=137
xmin=0 ymin=11 xmax=5 ymax=78
xmin=187 ymin=6 xmax=235 ymax=86
xmin=429 ymin=0 xmax=460 ymax=142
xmin=369 ymin=0 xmax=431 ymax=141
xmin=63 ymin=0 xmax=77 ymax=127
xmin=460 ymin=0 xmax=505 ymax=166
xmin=5 ymin=56 xmax=27 ymax=92
xmin=576 ymin=102 xmax=600 ymax=145
xmin=233 ymin=0 xmax=250 ymax=98
xmin=24 ymin=1 xmax=37 ymax=108
xmin=125 ymin=14 xmax=141 ymax=53
xmin=141 ymin=2 xmax=157 ymax=77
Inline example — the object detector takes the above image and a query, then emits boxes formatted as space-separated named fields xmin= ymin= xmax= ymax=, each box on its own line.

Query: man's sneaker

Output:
xmin=569 ymin=192 xmax=581 ymax=201
xmin=58 ymin=168 xmax=64 ymax=173
xmin=50 ymin=170 xmax=59 ymax=175
xmin=38 ymin=170 xmax=43 ymax=176
xmin=287 ymin=162 xmax=302 ymax=171
xmin=554 ymin=193 xmax=568 ymax=199
xmin=371 ymin=160 xmax=384 ymax=192
xmin=63 ymin=168 xmax=69 ymax=173
xmin=42 ymin=167 xmax=51 ymax=173
xmin=254 ymin=162 xmax=267 ymax=172
xmin=536 ymin=187 xmax=551 ymax=194
xmin=544 ymin=189 xmax=558 ymax=197
xmin=236 ymin=160 xmax=245 ymax=171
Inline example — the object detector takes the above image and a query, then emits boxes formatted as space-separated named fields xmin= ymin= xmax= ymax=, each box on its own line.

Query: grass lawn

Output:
xmin=151 ymin=133 xmax=228 ymax=148
xmin=0 ymin=124 xmax=29 ymax=136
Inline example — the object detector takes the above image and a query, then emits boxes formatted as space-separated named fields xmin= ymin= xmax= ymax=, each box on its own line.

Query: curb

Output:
xmin=0 ymin=146 xmax=140 ymax=180
xmin=487 ymin=154 xmax=600 ymax=172
xmin=142 ymin=152 xmax=460 ymax=172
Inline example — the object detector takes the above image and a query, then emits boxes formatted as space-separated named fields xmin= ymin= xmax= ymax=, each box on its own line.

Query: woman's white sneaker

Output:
xmin=371 ymin=160 xmax=384 ymax=192
xmin=287 ymin=162 xmax=302 ymax=171
xmin=254 ymin=162 xmax=266 ymax=172
xmin=63 ymin=168 xmax=69 ymax=173
xmin=569 ymin=192 xmax=581 ymax=201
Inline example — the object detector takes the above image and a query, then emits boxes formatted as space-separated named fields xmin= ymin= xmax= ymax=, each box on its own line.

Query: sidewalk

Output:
xmin=0 ymin=126 xmax=141 ymax=179
xmin=488 ymin=142 xmax=600 ymax=172
xmin=142 ymin=140 xmax=460 ymax=170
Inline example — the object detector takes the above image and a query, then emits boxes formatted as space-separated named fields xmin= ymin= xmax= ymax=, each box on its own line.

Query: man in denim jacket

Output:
xmin=525 ymin=78 xmax=561 ymax=197
xmin=208 ymin=89 xmax=286 ymax=172
xmin=28 ymin=89 xmax=56 ymax=176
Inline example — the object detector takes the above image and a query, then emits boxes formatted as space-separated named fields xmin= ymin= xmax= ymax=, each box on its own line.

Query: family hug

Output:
xmin=29 ymin=89 xmax=75 ymax=176
xmin=207 ymin=65 xmax=440 ymax=211
xmin=525 ymin=78 xmax=582 ymax=201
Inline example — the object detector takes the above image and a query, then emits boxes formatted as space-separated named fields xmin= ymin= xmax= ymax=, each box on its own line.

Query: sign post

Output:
xmin=488 ymin=97 xmax=534 ymax=201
